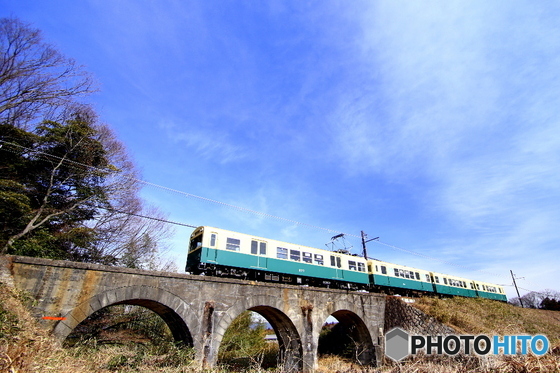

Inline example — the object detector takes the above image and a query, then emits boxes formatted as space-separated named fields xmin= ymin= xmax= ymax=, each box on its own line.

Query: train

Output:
xmin=186 ymin=226 xmax=507 ymax=302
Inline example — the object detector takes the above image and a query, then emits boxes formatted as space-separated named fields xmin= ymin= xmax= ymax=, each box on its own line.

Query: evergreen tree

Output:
xmin=1 ymin=110 xmax=110 ymax=258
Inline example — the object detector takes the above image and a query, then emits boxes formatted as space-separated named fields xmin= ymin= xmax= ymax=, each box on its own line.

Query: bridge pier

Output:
xmin=1 ymin=255 xmax=386 ymax=371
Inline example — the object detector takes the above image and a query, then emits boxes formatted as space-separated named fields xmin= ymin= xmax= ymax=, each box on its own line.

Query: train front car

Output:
xmin=185 ymin=226 xmax=206 ymax=274
xmin=367 ymin=259 xmax=435 ymax=296
xmin=186 ymin=226 xmax=370 ymax=289
xmin=186 ymin=226 xmax=253 ymax=277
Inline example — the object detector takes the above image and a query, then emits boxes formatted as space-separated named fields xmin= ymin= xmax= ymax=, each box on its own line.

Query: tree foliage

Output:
xmin=540 ymin=297 xmax=560 ymax=311
xmin=0 ymin=111 xmax=109 ymax=257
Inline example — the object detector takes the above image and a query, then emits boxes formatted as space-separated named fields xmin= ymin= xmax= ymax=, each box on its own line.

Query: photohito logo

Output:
xmin=384 ymin=327 xmax=549 ymax=362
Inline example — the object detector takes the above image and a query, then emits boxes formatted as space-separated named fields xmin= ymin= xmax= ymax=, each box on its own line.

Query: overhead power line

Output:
xmin=0 ymin=139 xmax=510 ymax=279
xmin=103 ymin=208 xmax=198 ymax=228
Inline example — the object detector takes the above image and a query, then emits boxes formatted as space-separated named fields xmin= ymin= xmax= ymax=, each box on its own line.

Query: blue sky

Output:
xmin=2 ymin=1 xmax=559 ymax=298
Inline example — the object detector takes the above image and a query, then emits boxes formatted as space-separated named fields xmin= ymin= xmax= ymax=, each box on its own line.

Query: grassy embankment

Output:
xmin=1 ymin=281 xmax=559 ymax=372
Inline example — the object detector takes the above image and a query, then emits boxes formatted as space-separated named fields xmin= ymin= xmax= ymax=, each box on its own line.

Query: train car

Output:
xmin=368 ymin=259 xmax=435 ymax=295
xmin=186 ymin=226 xmax=370 ymax=289
xmin=428 ymin=271 xmax=478 ymax=298
xmin=472 ymin=280 xmax=507 ymax=301
xmin=186 ymin=226 xmax=507 ymax=302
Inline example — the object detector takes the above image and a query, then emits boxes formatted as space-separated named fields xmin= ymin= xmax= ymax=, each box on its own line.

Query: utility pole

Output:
xmin=360 ymin=231 xmax=379 ymax=259
xmin=510 ymin=270 xmax=524 ymax=308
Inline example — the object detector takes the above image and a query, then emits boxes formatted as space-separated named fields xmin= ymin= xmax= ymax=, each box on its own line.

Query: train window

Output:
xmin=470 ymin=283 xmax=474 ymax=289
xmin=303 ymin=252 xmax=312 ymax=263
xmin=476 ymin=284 xmax=480 ymax=290
xmin=426 ymin=274 xmax=431 ymax=282
xmin=381 ymin=266 xmax=387 ymax=274
xmin=290 ymin=250 xmax=301 ymax=261
xmin=394 ymin=268 xmax=399 ymax=277
xmin=251 ymin=240 xmax=258 ymax=254
xmin=358 ymin=263 xmax=366 ymax=272
xmin=348 ymin=261 xmax=357 ymax=271
xmin=435 ymin=276 xmax=440 ymax=284
xmin=375 ymin=265 xmax=378 ymax=272
xmin=330 ymin=256 xmax=342 ymax=268
xmin=226 ymin=238 xmax=241 ymax=251
xmin=404 ymin=271 xmax=410 ymax=279
xmin=415 ymin=272 xmax=420 ymax=280
xmin=210 ymin=234 xmax=217 ymax=247
xmin=399 ymin=269 xmax=405 ymax=278
xmin=314 ymin=254 xmax=324 ymax=265
xmin=277 ymin=247 xmax=288 ymax=259
xmin=443 ymin=278 xmax=448 ymax=285
xmin=189 ymin=235 xmax=202 ymax=253
xmin=260 ymin=242 xmax=267 ymax=255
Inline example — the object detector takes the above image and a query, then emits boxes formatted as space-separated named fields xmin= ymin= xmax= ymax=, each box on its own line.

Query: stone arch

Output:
xmin=249 ymin=305 xmax=303 ymax=372
xmin=210 ymin=296 xmax=303 ymax=372
xmin=53 ymin=285 xmax=195 ymax=347
xmin=323 ymin=309 xmax=375 ymax=365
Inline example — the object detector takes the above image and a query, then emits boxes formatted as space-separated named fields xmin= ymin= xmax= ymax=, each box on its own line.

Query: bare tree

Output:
xmin=85 ymin=123 xmax=176 ymax=270
xmin=509 ymin=289 xmax=560 ymax=309
xmin=0 ymin=17 xmax=95 ymax=128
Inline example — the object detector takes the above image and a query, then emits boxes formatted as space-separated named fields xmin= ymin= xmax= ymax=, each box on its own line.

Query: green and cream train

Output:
xmin=186 ymin=226 xmax=507 ymax=301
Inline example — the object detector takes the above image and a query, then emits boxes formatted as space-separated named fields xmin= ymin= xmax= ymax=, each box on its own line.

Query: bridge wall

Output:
xmin=0 ymin=256 xmax=386 ymax=371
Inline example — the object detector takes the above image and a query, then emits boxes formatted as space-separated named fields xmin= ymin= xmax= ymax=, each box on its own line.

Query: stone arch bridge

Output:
xmin=0 ymin=255 xmax=386 ymax=371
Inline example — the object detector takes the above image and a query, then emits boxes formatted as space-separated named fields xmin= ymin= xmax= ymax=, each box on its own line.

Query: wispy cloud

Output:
xmin=320 ymin=1 xmax=560 ymax=293
xmin=158 ymin=119 xmax=249 ymax=164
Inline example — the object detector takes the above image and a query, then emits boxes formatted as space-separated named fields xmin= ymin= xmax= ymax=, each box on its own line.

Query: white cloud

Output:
xmin=319 ymin=1 xmax=560 ymax=293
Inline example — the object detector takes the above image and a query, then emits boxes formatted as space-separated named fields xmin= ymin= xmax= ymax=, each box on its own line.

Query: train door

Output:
xmin=330 ymin=254 xmax=343 ymax=279
xmin=251 ymin=239 xmax=268 ymax=269
xmin=207 ymin=231 xmax=219 ymax=262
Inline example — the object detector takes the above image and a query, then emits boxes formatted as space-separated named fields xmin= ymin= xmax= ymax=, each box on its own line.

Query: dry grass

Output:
xmin=317 ymin=350 xmax=560 ymax=373
xmin=413 ymin=296 xmax=560 ymax=344
xmin=0 ymin=282 xmax=94 ymax=373
xmin=2 ymin=283 xmax=560 ymax=372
